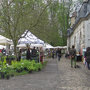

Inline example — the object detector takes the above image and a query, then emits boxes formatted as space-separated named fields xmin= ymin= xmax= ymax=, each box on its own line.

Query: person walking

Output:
xmin=57 ymin=48 xmax=61 ymax=61
xmin=52 ymin=49 xmax=55 ymax=59
xmin=70 ymin=45 xmax=76 ymax=68
xmin=85 ymin=47 xmax=90 ymax=70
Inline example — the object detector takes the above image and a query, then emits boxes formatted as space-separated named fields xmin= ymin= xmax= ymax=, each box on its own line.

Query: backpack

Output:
xmin=70 ymin=49 xmax=76 ymax=57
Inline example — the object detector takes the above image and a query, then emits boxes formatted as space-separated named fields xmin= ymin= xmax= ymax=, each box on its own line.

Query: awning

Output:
xmin=0 ymin=35 xmax=13 ymax=45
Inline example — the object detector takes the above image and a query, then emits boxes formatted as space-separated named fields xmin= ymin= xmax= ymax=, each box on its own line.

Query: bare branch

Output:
xmin=31 ymin=1 xmax=51 ymax=28
xmin=21 ymin=1 xmax=52 ymax=38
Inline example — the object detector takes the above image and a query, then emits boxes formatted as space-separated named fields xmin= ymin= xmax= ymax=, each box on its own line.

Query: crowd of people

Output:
xmin=18 ymin=47 xmax=64 ymax=64
xmin=0 ymin=48 xmax=6 ymax=55
xmin=45 ymin=48 xmax=62 ymax=61
xmin=46 ymin=45 xmax=90 ymax=70
xmin=65 ymin=45 xmax=90 ymax=70
xmin=18 ymin=46 xmax=44 ymax=64
xmin=1 ymin=45 xmax=90 ymax=70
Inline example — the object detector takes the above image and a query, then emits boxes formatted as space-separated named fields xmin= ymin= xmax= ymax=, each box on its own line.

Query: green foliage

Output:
xmin=11 ymin=59 xmax=43 ymax=72
xmin=0 ymin=53 xmax=3 ymax=57
xmin=35 ymin=63 xmax=42 ymax=71
xmin=32 ymin=0 xmax=72 ymax=46
xmin=0 ymin=57 xmax=47 ymax=79
xmin=0 ymin=0 xmax=72 ymax=49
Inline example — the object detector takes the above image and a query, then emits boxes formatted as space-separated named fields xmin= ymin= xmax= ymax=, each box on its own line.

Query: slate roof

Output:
xmin=76 ymin=0 xmax=90 ymax=22
xmin=67 ymin=0 xmax=90 ymax=36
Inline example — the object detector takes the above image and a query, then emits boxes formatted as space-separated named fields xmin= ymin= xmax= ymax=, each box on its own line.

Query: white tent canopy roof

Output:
xmin=54 ymin=46 xmax=67 ymax=49
xmin=0 ymin=45 xmax=6 ymax=49
xmin=17 ymin=44 xmax=26 ymax=48
xmin=16 ymin=43 xmax=44 ymax=49
xmin=62 ymin=46 xmax=67 ymax=49
xmin=18 ymin=30 xmax=44 ymax=44
xmin=0 ymin=35 xmax=13 ymax=45
xmin=54 ymin=46 xmax=63 ymax=48
xmin=44 ymin=43 xmax=54 ymax=49
xmin=30 ymin=44 xmax=43 ymax=48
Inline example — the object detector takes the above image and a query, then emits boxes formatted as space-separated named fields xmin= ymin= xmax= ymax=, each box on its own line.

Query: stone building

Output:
xmin=67 ymin=0 xmax=90 ymax=54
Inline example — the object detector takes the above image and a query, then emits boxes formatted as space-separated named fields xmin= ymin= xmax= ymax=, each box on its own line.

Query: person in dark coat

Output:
xmin=31 ymin=47 xmax=38 ymax=61
xmin=18 ymin=49 xmax=22 ymax=61
xmin=26 ymin=47 xmax=31 ymax=60
xmin=85 ymin=47 xmax=90 ymax=70
xmin=52 ymin=49 xmax=55 ymax=59
xmin=57 ymin=48 xmax=61 ymax=61
xmin=31 ymin=47 xmax=37 ymax=57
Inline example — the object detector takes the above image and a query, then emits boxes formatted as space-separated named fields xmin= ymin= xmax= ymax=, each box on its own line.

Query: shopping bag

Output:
xmin=83 ymin=58 xmax=86 ymax=64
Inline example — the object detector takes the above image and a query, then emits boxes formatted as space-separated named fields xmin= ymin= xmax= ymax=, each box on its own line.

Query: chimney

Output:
xmin=70 ymin=12 xmax=77 ymax=27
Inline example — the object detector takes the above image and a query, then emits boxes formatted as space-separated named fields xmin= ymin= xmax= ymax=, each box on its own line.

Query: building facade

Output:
xmin=67 ymin=0 xmax=90 ymax=54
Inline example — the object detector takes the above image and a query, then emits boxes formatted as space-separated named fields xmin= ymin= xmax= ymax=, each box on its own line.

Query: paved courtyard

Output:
xmin=0 ymin=56 xmax=90 ymax=90
xmin=57 ymin=57 xmax=90 ymax=90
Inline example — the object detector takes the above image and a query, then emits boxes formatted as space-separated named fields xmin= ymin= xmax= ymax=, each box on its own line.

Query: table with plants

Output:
xmin=0 ymin=55 xmax=47 ymax=80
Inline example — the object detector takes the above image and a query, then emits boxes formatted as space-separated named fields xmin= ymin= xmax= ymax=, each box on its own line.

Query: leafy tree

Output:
xmin=44 ymin=0 xmax=72 ymax=46
xmin=0 ymin=0 xmax=72 ymax=58
xmin=0 ymin=0 xmax=51 ymax=59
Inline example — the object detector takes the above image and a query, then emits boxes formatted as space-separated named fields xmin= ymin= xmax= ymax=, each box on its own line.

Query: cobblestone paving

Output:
xmin=0 ymin=57 xmax=90 ymax=90
xmin=57 ymin=56 xmax=90 ymax=90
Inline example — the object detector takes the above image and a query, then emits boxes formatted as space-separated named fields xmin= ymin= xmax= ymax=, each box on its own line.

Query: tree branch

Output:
xmin=21 ymin=1 xmax=52 ymax=38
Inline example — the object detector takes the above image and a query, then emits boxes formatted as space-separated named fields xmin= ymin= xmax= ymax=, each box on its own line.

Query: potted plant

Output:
xmin=5 ymin=73 xmax=10 ymax=80
xmin=0 ymin=67 xmax=7 ymax=79
xmin=0 ymin=72 xmax=5 ymax=79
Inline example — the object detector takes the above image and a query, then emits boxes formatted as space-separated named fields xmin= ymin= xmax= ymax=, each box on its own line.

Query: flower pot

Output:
xmin=11 ymin=74 xmax=14 ymax=77
xmin=6 ymin=75 xmax=10 ymax=80
xmin=1 ymin=72 xmax=5 ymax=79
xmin=6 ymin=58 xmax=9 ymax=60
xmin=16 ymin=69 xmax=22 ymax=73
xmin=28 ymin=70 xmax=32 ymax=73
xmin=24 ymin=68 xmax=28 ymax=71
xmin=38 ymin=68 xmax=41 ymax=71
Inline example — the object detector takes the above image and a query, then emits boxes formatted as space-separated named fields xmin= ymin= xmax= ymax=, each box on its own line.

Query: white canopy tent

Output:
xmin=0 ymin=35 xmax=12 ymax=45
xmin=30 ymin=44 xmax=43 ymax=48
xmin=0 ymin=35 xmax=13 ymax=54
xmin=17 ymin=44 xmax=26 ymax=49
xmin=54 ymin=46 xmax=67 ymax=49
xmin=17 ymin=44 xmax=44 ymax=49
xmin=62 ymin=46 xmax=67 ymax=49
xmin=18 ymin=30 xmax=44 ymax=44
xmin=44 ymin=43 xmax=54 ymax=49
xmin=54 ymin=46 xmax=63 ymax=49
xmin=17 ymin=30 xmax=44 ymax=49
xmin=0 ymin=45 xmax=6 ymax=49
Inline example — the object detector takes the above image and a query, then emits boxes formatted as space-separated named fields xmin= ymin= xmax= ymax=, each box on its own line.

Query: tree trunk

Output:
xmin=13 ymin=41 xmax=18 ymax=60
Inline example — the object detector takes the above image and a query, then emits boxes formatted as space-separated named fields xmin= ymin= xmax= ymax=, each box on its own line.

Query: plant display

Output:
xmin=0 ymin=58 xmax=47 ymax=80
xmin=0 ymin=60 xmax=11 ymax=79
